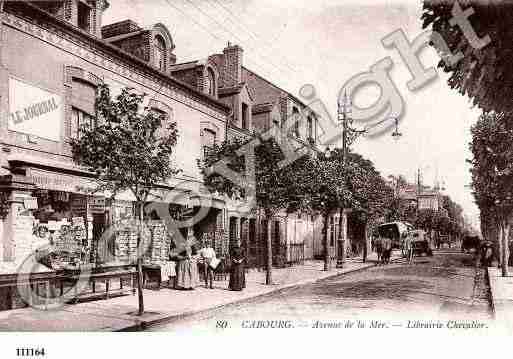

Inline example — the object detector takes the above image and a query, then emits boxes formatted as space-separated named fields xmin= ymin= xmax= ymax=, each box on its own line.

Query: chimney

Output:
xmin=222 ymin=42 xmax=243 ymax=87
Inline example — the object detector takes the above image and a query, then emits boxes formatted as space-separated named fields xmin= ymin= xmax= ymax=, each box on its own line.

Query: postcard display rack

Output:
xmin=31 ymin=191 xmax=91 ymax=267
xmin=114 ymin=221 xmax=172 ymax=263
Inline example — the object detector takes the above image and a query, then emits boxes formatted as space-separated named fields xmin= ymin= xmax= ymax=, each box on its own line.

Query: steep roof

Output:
xmin=242 ymin=66 xmax=307 ymax=108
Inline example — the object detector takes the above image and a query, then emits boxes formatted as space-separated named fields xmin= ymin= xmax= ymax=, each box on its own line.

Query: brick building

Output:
xmin=0 ymin=0 xmax=341 ymax=282
xmin=0 ymin=0 xmax=246 ymax=275
xmin=168 ymin=41 xmax=341 ymax=264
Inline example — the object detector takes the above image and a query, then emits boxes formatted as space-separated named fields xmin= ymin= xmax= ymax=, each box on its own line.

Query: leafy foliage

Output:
xmin=469 ymin=111 xmax=513 ymax=275
xmin=199 ymin=136 xmax=305 ymax=217
xmin=422 ymin=1 xmax=513 ymax=114
xmin=70 ymin=84 xmax=180 ymax=202
xmin=469 ymin=112 xmax=513 ymax=221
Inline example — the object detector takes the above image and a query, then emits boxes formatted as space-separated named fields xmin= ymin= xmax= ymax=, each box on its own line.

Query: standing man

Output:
xmin=404 ymin=233 xmax=414 ymax=264
xmin=199 ymin=239 xmax=218 ymax=289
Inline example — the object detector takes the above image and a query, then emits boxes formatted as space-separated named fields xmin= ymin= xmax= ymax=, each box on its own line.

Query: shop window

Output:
xmin=71 ymin=108 xmax=95 ymax=139
xmin=77 ymin=1 xmax=92 ymax=33
xmin=155 ymin=34 xmax=166 ymax=71
xmin=241 ymin=103 xmax=249 ymax=130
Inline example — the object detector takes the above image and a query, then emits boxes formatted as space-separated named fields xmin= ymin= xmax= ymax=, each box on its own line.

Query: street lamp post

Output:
xmin=336 ymin=92 xmax=402 ymax=268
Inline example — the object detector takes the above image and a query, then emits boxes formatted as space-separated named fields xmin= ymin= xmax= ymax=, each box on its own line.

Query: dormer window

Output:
xmin=155 ymin=35 xmax=166 ymax=71
xmin=77 ymin=1 xmax=92 ymax=32
xmin=205 ymin=68 xmax=216 ymax=97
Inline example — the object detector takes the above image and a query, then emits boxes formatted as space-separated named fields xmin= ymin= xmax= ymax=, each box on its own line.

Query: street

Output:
xmin=149 ymin=249 xmax=492 ymax=331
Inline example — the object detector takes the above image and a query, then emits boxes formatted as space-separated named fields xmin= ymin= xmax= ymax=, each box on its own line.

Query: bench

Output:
xmin=0 ymin=265 xmax=137 ymax=310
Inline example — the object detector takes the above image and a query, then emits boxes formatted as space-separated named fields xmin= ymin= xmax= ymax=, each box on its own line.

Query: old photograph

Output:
xmin=0 ymin=0 xmax=511 ymax=348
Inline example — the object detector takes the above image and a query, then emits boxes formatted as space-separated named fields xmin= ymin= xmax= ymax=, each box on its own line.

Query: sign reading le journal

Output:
xmin=8 ymin=77 xmax=62 ymax=141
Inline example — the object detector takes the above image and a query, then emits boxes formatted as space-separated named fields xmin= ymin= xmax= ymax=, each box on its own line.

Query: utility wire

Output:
xmin=180 ymin=0 xmax=297 ymax=80
xmin=209 ymin=0 xmax=299 ymax=74
xmin=162 ymin=0 xmax=283 ymax=85
xmin=205 ymin=0 xmax=336 ymax=96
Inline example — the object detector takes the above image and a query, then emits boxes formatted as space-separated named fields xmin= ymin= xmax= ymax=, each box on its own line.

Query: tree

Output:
xmin=199 ymin=136 xmax=304 ymax=284
xmin=290 ymin=149 xmax=356 ymax=271
xmin=469 ymin=112 xmax=513 ymax=276
xmin=70 ymin=84 xmax=180 ymax=314
xmin=346 ymin=153 xmax=394 ymax=261
xmin=422 ymin=1 xmax=513 ymax=115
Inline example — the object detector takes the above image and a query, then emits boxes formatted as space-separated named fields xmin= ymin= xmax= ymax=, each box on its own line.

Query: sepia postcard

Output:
xmin=0 ymin=0 xmax=511 ymax=357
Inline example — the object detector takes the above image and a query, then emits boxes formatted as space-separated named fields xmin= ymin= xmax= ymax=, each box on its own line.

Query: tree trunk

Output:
xmin=323 ymin=213 xmax=330 ymax=271
xmin=501 ymin=221 xmax=510 ymax=277
xmin=363 ymin=222 xmax=369 ymax=263
xmin=265 ymin=215 xmax=273 ymax=285
xmin=136 ymin=202 xmax=145 ymax=315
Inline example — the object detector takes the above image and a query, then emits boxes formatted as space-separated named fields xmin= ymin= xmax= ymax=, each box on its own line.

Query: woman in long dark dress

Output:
xmin=229 ymin=245 xmax=245 ymax=291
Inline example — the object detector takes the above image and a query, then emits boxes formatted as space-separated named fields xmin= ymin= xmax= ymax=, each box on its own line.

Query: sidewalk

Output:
xmin=0 ymin=253 xmax=399 ymax=331
xmin=487 ymin=266 xmax=513 ymax=331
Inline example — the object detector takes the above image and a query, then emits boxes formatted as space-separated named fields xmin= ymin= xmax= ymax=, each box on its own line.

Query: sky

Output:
xmin=103 ymin=0 xmax=481 ymax=228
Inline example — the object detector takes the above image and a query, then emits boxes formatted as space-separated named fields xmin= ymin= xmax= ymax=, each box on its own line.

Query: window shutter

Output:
xmin=71 ymin=80 xmax=96 ymax=115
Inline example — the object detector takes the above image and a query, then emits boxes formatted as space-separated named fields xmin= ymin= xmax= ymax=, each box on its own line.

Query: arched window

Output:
xmin=155 ymin=35 xmax=166 ymax=71
xmin=205 ymin=68 xmax=216 ymax=96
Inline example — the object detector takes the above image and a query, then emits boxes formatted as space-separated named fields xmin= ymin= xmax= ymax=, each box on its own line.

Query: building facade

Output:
xmin=168 ymin=40 xmax=342 ymax=264
xmin=0 ymin=0 xmax=244 ymax=274
xmin=0 ymin=0 xmax=341 ymax=280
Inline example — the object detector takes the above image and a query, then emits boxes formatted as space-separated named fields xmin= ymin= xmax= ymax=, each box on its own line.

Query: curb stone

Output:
xmin=120 ymin=256 xmax=402 ymax=331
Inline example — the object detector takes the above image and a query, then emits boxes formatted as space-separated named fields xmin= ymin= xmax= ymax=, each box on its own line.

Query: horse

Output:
xmin=381 ymin=237 xmax=392 ymax=265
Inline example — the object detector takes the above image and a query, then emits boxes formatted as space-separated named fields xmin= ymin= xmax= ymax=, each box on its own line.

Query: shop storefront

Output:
xmin=0 ymin=160 xmax=231 ymax=272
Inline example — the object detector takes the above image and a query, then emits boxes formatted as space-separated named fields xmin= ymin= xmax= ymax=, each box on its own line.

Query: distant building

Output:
xmin=417 ymin=190 xmax=441 ymax=211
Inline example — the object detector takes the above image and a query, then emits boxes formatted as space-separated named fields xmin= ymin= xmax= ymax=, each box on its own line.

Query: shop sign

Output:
xmin=23 ymin=197 xmax=38 ymax=210
xmin=89 ymin=197 xmax=106 ymax=214
xmin=8 ymin=77 xmax=62 ymax=141
xmin=28 ymin=168 xmax=96 ymax=193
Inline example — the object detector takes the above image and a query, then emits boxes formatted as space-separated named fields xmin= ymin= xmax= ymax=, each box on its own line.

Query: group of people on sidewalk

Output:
xmin=169 ymin=238 xmax=246 ymax=292
xmin=373 ymin=236 xmax=393 ymax=265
